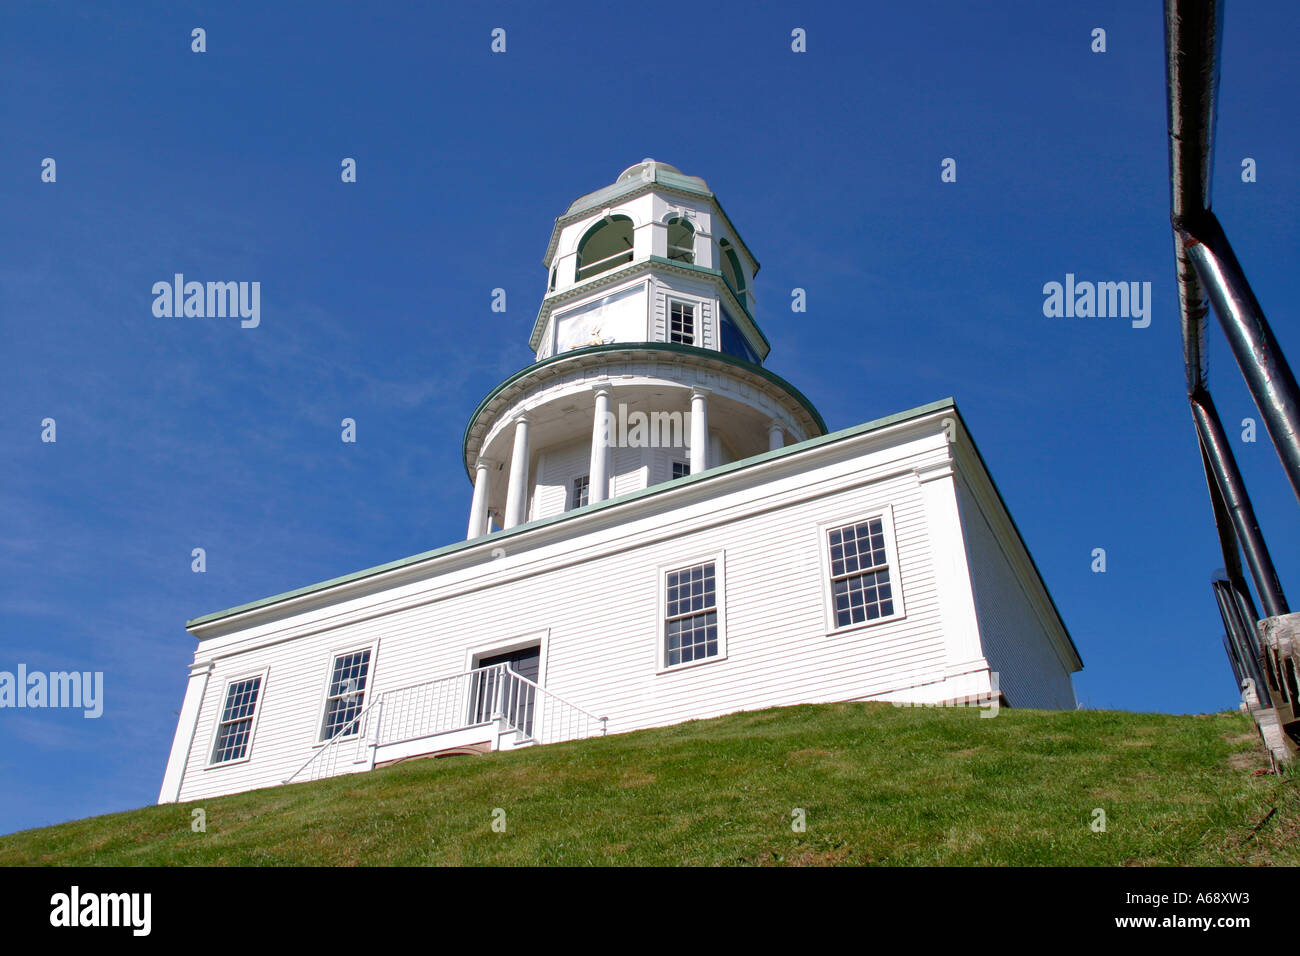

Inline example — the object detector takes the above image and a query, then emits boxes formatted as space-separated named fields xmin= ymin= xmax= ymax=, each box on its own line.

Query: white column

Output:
xmin=503 ymin=415 xmax=531 ymax=529
xmin=690 ymin=387 xmax=710 ymax=474
xmin=157 ymin=661 xmax=212 ymax=804
xmin=709 ymin=431 xmax=723 ymax=468
xmin=588 ymin=386 xmax=612 ymax=504
xmin=467 ymin=458 xmax=492 ymax=539
xmin=768 ymin=420 xmax=785 ymax=451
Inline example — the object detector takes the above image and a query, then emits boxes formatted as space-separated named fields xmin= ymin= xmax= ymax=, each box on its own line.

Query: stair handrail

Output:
xmin=500 ymin=665 xmax=607 ymax=736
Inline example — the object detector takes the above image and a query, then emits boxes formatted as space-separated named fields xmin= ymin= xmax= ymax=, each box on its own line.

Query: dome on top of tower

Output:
xmin=563 ymin=160 xmax=711 ymax=217
xmin=616 ymin=158 xmax=684 ymax=181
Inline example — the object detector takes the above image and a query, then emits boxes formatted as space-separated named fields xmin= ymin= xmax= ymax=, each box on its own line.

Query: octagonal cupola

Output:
xmin=530 ymin=159 xmax=767 ymax=364
xmin=463 ymin=162 xmax=825 ymax=539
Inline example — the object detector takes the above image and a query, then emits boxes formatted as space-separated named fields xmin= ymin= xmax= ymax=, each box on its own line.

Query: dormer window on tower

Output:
xmin=576 ymin=215 xmax=634 ymax=282
xmin=666 ymin=217 xmax=695 ymax=265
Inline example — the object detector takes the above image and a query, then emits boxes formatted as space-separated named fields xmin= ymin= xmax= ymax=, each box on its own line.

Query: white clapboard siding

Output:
xmin=168 ymin=414 xmax=1074 ymax=802
xmin=652 ymin=273 xmax=717 ymax=350
xmin=955 ymin=479 xmax=1078 ymax=709
xmin=530 ymin=438 xmax=662 ymax=520
xmin=611 ymin=444 xmax=645 ymax=498
xmin=532 ymin=440 xmax=589 ymax=520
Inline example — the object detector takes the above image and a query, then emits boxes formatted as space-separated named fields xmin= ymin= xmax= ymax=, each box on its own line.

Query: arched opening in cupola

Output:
xmin=666 ymin=218 xmax=695 ymax=264
xmin=576 ymin=216 xmax=634 ymax=281
xmin=719 ymin=239 xmax=746 ymax=300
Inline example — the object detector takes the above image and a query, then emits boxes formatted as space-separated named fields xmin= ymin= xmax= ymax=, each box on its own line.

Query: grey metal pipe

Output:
xmin=1165 ymin=0 xmax=1221 ymax=393
xmin=1181 ymin=214 xmax=1300 ymax=506
xmin=1213 ymin=577 xmax=1270 ymax=705
xmin=1190 ymin=391 xmax=1289 ymax=617
xmin=1220 ymin=631 xmax=1244 ymax=688
xmin=1200 ymin=442 xmax=1268 ymax=660
xmin=1231 ymin=583 xmax=1275 ymax=706
xmin=1197 ymin=442 xmax=1246 ymax=586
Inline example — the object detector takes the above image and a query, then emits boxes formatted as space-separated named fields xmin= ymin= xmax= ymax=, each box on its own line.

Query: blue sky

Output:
xmin=2 ymin=0 xmax=1297 ymax=836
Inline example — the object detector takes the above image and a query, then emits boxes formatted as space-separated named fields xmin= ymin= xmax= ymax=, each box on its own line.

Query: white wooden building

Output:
xmin=158 ymin=161 xmax=1082 ymax=804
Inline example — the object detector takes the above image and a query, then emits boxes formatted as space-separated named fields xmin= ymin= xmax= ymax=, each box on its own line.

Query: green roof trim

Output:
xmin=563 ymin=169 xmax=714 ymax=218
xmin=459 ymin=342 xmax=825 ymax=476
xmin=189 ymin=394 xmax=1080 ymax=669
xmin=187 ymin=397 xmax=955 ymax=629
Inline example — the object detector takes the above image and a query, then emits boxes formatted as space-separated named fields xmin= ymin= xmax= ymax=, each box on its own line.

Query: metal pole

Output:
xmin=1204 ymin=454 xmax=1273 ymax=703
xmin=1190 ymin=392 xmax=1289 ymax=617
xmin=1182 ymin=213 xmax=1300 ymax=505
xmin=1165 ymin=0 xmax=1220 ymax=393
xmin=1213 ymin=578 xmax=1270 ymax=705
xmin=1235 ymin=596 xmax=1275 ymax=706
xmin=1220 ymin=632 xmax=1245 ymax=690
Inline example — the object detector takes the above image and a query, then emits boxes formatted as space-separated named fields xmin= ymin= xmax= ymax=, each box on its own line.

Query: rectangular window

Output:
xmin=320 ymin=649 xmax=372 ymax=741
xmin=669 ymin=301 xmax=695 ymax=345
xmin=570 ymin=475 xmax=590 ymax=510
xmin=672 ymin=460 xmax=690 ymax=480
xmin=664 ymin=561 xmax=719 ymax=667
xmin=211 ymin=676 xmax=263 ymax=764
xmin=827 ymin=517 xmax=896 ymax=628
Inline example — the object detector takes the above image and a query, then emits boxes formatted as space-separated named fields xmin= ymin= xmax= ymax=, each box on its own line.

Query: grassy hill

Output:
xmin=2 ymin=701 xmax=1296 ymax=866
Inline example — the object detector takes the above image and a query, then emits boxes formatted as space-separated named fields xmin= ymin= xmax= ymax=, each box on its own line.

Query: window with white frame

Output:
xmin=663 ymin=561 xmax=720 ymax=667
xmin=669 ymin=300 xmax=695 ymax=345
xmin=570 ymin=475 xmax=590 ymax=510
xmin=827 ymin=516 xmax=896 ymax=628
xmin=320 ymin=649 xmax=372 ymax=741
xmin=211 ymin=676 xmax=263 ymax=764
xmin=672 ymin=460 xmax=690 ymax=480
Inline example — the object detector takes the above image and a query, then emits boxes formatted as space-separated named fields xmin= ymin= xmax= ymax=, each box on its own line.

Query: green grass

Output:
xmin=3 ymin=702 xmax=1296 ymax=866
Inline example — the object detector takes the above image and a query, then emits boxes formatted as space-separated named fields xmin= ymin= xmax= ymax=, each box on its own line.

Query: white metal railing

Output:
xmin=380 ymin=668 xmax=493 ymax=746
xmin=494 ymin=665 xmax=607 ymax=745
xmin=284 ymin=664 xmax=606 ymax=784
xmin=284 ymin=695 xmax=383 ymax=785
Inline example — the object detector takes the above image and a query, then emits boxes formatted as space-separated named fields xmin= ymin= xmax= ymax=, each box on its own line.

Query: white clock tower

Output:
xmin=163 ymin=160 xmax=1082 ymax=807
xmin=463 ymin=160 xmax=827 ymax=537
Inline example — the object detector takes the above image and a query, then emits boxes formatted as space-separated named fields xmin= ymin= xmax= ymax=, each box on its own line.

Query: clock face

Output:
xmin=556 ymin=319 xmax=593 ymax=352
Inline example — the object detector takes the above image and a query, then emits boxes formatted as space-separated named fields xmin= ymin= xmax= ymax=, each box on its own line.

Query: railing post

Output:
xmin=366 ymin=696 xmax=384 ymax=768
xmin=491 ymin=664 xmax=505 ymax=721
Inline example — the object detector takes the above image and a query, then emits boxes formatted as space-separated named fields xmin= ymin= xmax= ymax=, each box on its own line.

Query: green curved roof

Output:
xmin=545 ymin=161 xmax=760 ymax=277
xmin=564 ymin=160 xmax=711 ymax=217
